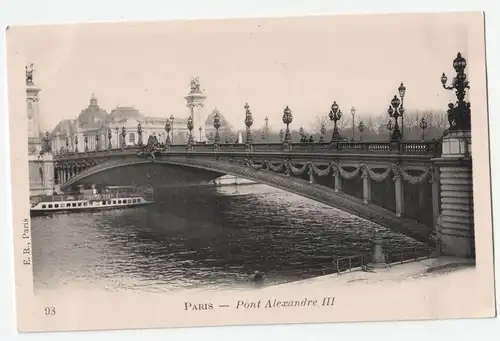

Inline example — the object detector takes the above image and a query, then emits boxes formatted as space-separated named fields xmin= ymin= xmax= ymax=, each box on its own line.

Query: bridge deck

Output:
xmin=60 ymin=155 xmax=433 ymax=244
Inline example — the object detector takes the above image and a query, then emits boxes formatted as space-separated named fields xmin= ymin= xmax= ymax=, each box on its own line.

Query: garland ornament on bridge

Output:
xmin=329 ymin=101 xmax=342 ymax=142
xmin=282 ymin=106 xmax=293 ymax=150
xmin=241 ymin=158 xmax=433 ymax=186
xmin=244 ymin=102 xmax=253 ymax=152
xmin=441 ymin=52 xmax=471 ymax=131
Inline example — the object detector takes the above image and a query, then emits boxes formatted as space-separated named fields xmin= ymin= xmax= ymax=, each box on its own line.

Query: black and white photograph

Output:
xmin=5 ymin=10 xmax=496 ymax=333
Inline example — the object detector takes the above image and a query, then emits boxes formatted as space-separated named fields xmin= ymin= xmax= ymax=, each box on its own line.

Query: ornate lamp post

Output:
xmin=265 ymin=116 xmax=269 ymax=140
xmin=115 ymin=127 xmax=119 ymax=148
xmin=169 ymin=115 xmax=175 ymax=144
xmin=358 ymin=121 xmax=365 ymax=141
xmin=164 ymin=120 xmax=171 ymax=146
xmin=351 ymin=106 xmax=356 ymax=142
xmin=107 ymin=128 xmax=112 ymax=150
xmin=213 ymin=110 xmax=221 ymax=150
xmin=441 ymin=52 xmax=471 ymax=131
xmin=419 ymin=117 xmax=428 ymax=141
xmin=282 ymin=106 xmax=293 ymax=147
xmin=329 ymin=101 xmax=342 ymax=142
xmin=279 ymin=129 xmax=284 ymax=142
xmin=187 ymin=116 xmax=194 ymax=149
xmin=74 ymin=135 xmax=79 ymax=153
xmin=398 ymin=82 xmax=406 ymax=137
xmin=65 ymin=133 xmax=70 ymax=154
xmin=387 ymin=95 xmax=403 ymax=141
xmin=84 ymin=133 xmax=89 ymax=152
xmin=137 ymin=122 xmax=143 ymax=146
xmin=244 ymin=103 xmax=253 ymax=151
xmin=121 ymin=126 xmax=126 ymax=149
xmin=95 ymin=132 xmax=100 ymax=151
xmin=386 ymin=119 xmax=394 ymax=140
xmin=198 ymin=126 xmax=202 ymax=142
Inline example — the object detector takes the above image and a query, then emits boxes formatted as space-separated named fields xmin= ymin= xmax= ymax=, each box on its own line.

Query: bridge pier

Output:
xmin=333 ymin=169 xmax=342 ymax=192
xmin=308 ymin=164 xmax=315 ymax=184
xmin=393 ymin=168 xmax=405 ymax=217
xmin=434 ymin=130 xmax=474 ymax=258
xmin=361 ymin=168 xmax=371 ymax=204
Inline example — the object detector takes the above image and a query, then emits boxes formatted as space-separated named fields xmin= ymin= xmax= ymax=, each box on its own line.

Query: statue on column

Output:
xmin=26 ymin=63 xmax=34 ymax=85
xmin=189 ymin=77 xmax=201 ymax=93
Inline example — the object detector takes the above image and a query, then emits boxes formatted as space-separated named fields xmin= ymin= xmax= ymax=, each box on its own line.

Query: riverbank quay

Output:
xmin=231 ymin=256 xmax=493 ymax=324
xmin=267 ymin=256 xmax=475 ymax=290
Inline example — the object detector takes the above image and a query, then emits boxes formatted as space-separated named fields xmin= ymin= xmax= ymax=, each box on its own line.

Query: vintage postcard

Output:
xmin=5 ymin=11 xmax=496 ymax=333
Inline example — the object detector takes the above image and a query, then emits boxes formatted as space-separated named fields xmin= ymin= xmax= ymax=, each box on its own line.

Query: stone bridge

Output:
xmin=51 ymin=141 xmax=443 ymax=244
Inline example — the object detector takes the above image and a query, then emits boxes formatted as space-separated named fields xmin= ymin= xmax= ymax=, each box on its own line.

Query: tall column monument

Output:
xmin=26 ymin=63 xmax=42 ymax=155
xmin=185 ymin=77 xmax=207 ymax=142
xmin=26 ymin=63 xmax=55 ymax=196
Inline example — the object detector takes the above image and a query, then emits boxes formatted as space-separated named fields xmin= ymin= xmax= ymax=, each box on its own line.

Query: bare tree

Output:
xmin=310 ymin=114 xmax=330 ymax=134
xmin=422 ymin=110 xmax=436 ymax=128
xmin=434 ymin=110 xmax=448 ymax=130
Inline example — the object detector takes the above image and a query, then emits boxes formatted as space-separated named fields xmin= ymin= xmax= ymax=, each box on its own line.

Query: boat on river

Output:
xmin=30 ymin=185 xmax=155 ymax=217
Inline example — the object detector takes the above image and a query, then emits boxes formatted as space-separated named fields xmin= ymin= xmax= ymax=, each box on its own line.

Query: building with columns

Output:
xmin=49 ymin=77 xmax=232 ymax=154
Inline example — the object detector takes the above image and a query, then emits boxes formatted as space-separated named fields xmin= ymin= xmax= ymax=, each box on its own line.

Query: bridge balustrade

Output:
xmin=53 ymin=140 xmax=441 ymax=161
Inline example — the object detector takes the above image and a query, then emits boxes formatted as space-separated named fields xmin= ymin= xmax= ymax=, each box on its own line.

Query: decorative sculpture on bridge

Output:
xmin=441 ymin=52 xmax=471 ymax=132
xmin=137 ymin=134 xmax=162 ymax=162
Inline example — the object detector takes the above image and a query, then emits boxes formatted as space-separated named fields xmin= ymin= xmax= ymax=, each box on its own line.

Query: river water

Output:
xmin=31 ymin=184 xmax=422 ymax=293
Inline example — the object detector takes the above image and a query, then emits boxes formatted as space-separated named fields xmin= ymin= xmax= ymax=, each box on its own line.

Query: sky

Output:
xmin=5 ymin=12 xmax=479 ymax=133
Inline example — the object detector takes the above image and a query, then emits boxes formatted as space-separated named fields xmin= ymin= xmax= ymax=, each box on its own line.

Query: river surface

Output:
xmin=31 ymin=184 xmax=422 ymax=293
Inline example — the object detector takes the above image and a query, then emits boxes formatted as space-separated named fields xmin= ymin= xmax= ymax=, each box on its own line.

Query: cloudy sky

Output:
xmin=6 ymin=12 xmax=483 ymax=132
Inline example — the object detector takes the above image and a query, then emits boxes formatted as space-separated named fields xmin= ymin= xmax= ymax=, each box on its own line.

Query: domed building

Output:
xmin=77 ymin=94 xmax=109 ymax=128
xmin=50 ymin=93 xmax=213 ymax=153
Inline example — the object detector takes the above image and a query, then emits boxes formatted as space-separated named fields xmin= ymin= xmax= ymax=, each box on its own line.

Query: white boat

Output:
xmin=30 ymin=185 xmax=155 ymax=217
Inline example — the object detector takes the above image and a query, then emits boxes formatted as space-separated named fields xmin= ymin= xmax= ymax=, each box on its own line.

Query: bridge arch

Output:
xmin=60 ymin=156 xmax=433 ymax=244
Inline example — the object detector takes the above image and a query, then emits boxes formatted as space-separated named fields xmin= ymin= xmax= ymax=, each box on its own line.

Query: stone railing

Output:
xmin=53 ymin=140 xmax=441 ymax=161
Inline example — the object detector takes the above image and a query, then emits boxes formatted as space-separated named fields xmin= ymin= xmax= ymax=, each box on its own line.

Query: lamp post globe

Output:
xmin=398 ymin=82 xmax=406 ymax=98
